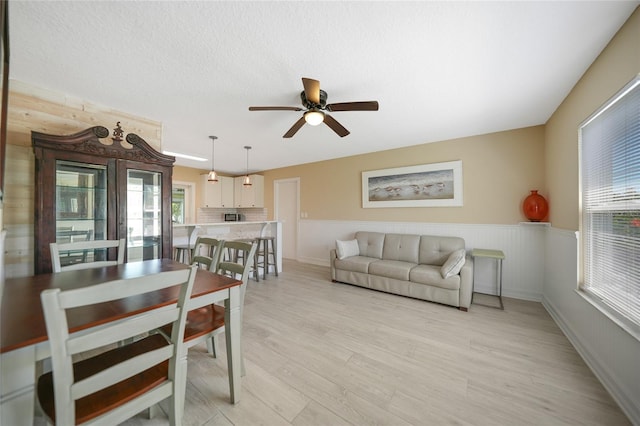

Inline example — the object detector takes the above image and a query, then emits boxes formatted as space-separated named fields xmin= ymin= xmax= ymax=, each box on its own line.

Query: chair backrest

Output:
xmin=191 ymin=237 xmax=225 ymax=272
xmin=55 ymin=226 xmax=74 ymax=244
xmin=217 ymin=240 xmax=257 ymax=306
xmin=40 ymin=264 xmax=197 ymax=425
xmin=50 ymin=238 xmax=126 ymax=273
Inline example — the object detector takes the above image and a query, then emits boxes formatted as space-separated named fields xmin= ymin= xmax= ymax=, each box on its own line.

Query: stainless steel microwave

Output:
xmin=224 ymin=213 xmax=242 ymax=222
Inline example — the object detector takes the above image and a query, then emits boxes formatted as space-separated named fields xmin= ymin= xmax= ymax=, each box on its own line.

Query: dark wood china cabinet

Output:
xmin=33 ymin=123 xmax=175 ymax=274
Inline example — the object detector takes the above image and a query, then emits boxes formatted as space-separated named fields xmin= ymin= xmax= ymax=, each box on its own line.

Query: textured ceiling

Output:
xmin=9 ymin=1 xmax=639 ymax=175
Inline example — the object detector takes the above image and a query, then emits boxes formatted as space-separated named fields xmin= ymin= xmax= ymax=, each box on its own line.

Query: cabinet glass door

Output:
xmin=55 ymin=161 xmax=107 ymax=266
xmin=126 ymin=169 xmax=162 ymax=261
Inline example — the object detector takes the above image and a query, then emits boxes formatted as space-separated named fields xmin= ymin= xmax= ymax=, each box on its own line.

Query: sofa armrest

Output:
xmin=458 ymin=256 xmax=474 ymax=309
xmin=330 ymin=249 xmax=337 ymax=281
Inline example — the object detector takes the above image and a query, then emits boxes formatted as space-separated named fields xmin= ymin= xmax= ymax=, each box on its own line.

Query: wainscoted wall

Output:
xmin=543 ymin=227 xmax=640 ymax=424
xmin=296 ymin=219 xmax=547 ymax=301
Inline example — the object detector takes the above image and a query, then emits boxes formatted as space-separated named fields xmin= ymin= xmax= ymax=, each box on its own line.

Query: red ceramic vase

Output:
xmin=523 ymin=190 xmax=548 ymax=222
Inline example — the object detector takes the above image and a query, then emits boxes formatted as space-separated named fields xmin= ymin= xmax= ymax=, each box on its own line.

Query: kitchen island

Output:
xmin=173 ymin=221 xmax=282 ymax=273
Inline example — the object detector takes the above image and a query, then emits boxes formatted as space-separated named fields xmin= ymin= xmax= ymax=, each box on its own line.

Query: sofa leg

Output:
xmin=459 ymin=307 xmax=468 ymax=312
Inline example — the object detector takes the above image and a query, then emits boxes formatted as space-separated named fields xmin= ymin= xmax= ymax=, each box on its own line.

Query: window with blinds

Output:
xmin=580 ymin=75 xmax=640 ymax=331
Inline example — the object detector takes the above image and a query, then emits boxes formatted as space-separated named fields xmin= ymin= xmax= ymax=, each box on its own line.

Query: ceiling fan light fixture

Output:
xmin=248 ymin=78 xmax=378 ymax=138
xmin=304 ymin=109 xmax=325 ymax=126
xmin=208 ymin=136 xmax=218 ymax=183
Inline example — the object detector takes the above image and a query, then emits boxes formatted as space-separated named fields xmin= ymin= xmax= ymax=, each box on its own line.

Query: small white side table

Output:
xmin=471 ymin=248 xmax=505 ymax=310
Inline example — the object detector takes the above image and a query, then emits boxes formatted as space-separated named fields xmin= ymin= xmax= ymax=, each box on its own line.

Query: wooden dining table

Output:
xmin=0 ymin=259 xmax=243 ymax=426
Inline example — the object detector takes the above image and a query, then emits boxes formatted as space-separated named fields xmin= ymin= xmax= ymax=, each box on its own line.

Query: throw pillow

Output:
xmin=440 ymin=249 xmax=466 ymax=279
xmin=336 ymin=239 xmax=360 ymax=260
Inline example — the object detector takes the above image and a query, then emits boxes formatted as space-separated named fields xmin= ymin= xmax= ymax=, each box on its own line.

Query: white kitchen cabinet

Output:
xmin=201 ymin=175 xmax=235 ymax=208
xmin=200 ymin=174 xmax=221 ymax=207
xmin=219 ymin=176 xmax=235 ymax=207
xmin=234 ymin=174 xmax=264 ymax=207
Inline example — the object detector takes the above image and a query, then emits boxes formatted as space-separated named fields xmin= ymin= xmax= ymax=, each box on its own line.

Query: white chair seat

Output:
xmin=37 ymin=265 xmax=197 ymax=425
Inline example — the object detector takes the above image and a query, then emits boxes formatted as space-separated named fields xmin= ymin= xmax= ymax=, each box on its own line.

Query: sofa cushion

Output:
xmin=336 ymin=239 xmax=360 ymax=259
xmin=355 ymin=231 xmax=386 ymax=259
xmin=418 ymin=235 xmax=465 ymax=266
xmin=334 ymin=256 xmax=378 ymax=274
xmin=369 ymin=259 xmax=416 ymax=281
xmin=382 ymin=234 xmax=420 ymax=263
xmin=440 ymin=249 xmax=466 ymax=278
xmin=410 ymin=264 xmax=460 ymax=290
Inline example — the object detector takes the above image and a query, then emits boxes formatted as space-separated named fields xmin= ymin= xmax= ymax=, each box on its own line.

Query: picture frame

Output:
xmin=362 ymin=160 xmax=463 ymax=208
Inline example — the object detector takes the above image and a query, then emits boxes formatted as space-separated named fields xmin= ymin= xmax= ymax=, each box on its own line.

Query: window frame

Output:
xmin=578 ymin=74 xmax=640 ymax=340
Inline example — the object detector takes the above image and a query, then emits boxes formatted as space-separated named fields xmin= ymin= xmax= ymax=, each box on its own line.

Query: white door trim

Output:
xmin=274 ymin=178 xmax=300 ymax=261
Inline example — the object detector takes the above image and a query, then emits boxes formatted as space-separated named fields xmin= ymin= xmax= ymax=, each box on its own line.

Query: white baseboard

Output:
xmin=543 ymin=295 xmax=640 ymax=425
xmin=503 ymin=288 xmax=542 ymax=302
xmin=296 ymin=256 xmax=329 ymax=267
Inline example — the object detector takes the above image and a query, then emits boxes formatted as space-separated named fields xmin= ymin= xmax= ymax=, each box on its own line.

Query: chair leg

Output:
xmin=145 ymin=405 xmax=162 ymax=419
xmin=208 ymin=335 xmax=219 ymax=358
xmin=172 ymin=354 xmax=188 ymax=426
xmin=271 ymin=238 xmax=278 ymax=277
xmin=253 ymin=243 xmax=260 ymax=282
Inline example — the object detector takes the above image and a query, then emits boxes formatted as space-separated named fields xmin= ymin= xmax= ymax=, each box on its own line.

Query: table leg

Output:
xmin=224 ymin=286 xmax=241 ymax=404
xmin=497 ymin=258 xmax=504 ymax=310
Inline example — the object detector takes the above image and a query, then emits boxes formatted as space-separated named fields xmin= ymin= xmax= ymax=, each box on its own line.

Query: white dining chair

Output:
xmin=50 ymin=238 xmax=126 ymax=272
xmin=206 ymin=240 xmax=257 ymax=364
xmin=36 ymin=265 xmax=197 ymax=426
xmin=162 ymin=240 xmax=256 ymax=372
xmin=191 ymin=237 xmax=225 ymax=272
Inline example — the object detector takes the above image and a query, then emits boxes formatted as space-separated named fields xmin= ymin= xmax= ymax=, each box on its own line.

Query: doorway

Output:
xmin=172 ymin=181 xmax=196 ymax=225
xmin=274 ymin=178 xmax=299 ymax=260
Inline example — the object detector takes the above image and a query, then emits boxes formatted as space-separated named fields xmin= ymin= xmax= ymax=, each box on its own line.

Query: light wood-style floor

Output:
xmin=122 ymin=260 xmax=629 ymax=425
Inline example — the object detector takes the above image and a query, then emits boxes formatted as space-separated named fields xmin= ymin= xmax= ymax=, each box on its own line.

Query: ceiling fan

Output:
xmin=248 ymin=78 xmax=379 ymax=138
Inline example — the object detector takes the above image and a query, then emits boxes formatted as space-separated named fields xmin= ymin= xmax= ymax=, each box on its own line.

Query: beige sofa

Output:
xmin=330 ymin=231 xmax=473 ymax=311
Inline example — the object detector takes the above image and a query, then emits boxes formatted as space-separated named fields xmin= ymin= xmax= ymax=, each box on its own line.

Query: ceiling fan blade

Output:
xmin=323 ymin=114 xmax=350 ymax=137
xmin=249 ymin=106 xmax=304 ymax=111
xmin=283 ymin=116 xmax=306 ymax=138
xmin=302 ymin=78 xmax=321 ymax=105
xmin=326 ymin=101 xmax=379 ymax=112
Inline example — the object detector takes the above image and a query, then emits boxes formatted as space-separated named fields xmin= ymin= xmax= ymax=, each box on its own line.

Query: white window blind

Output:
xmin=580 ymin=75 xmax=640 ymax=330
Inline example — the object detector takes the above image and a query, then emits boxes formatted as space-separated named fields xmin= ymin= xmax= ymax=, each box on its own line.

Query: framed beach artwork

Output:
xmin=362 ymin=160 xmax=463 ymax=208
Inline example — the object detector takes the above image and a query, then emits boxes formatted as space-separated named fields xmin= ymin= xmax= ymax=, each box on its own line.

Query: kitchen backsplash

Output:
xmin=197 ymin=207 xmax=267 ymax=223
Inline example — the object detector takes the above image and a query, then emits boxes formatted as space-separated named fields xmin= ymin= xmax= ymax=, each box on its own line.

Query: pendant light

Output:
xmin=243 ymin=146 xmax=252 ymax=187
xmin=207 ymin=136 xmax=218 ymax=183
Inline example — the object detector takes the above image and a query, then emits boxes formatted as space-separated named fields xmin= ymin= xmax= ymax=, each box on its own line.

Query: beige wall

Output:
xmin=3 ymin=7 xmax=637 ymax=273
xmin=263 ymin=7 xmax=640 ymax=229
xmin=263 ymin=125 xmax=545 ymax=225
xmin=546 ymin=7 xmax=640 ymax=231
xmin=173 ymin=165 xmax=207 ymax=210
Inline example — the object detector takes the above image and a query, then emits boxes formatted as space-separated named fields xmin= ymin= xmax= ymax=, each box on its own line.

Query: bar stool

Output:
xmin=254 ymin=236 xmax=278 ymax=280
xmin=173 ymin=226 xmax=198 ymax=264
xmin=173 ymin=244 xmax=192 ymax=263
